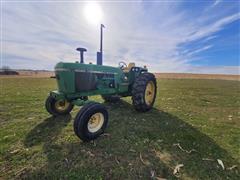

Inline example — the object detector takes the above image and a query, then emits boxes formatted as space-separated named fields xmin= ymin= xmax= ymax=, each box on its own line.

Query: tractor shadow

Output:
xmin=23 ymin=100 xmax=239 ymax=179
xmin=24 ymin=114 xmax=72 ymax=148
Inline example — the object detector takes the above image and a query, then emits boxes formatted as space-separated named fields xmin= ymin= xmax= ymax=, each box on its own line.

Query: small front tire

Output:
xmin=45 ymin=95 xmax=74 ymax=116
xmin=73 ymin=102 xmax=108 ymax=141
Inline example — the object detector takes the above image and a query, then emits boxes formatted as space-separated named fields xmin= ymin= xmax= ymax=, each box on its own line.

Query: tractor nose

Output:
xmin=76 ymin=47 xmax=87 ymax=64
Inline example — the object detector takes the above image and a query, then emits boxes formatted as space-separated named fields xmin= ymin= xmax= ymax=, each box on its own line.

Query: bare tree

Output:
xmin=0 ymin=66 xmax=19 ymax=75
xmin=1 ymin=66 xmax=11 ymax=72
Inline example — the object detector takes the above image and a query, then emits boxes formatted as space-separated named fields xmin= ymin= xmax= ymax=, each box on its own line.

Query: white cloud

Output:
xmin=187 ymin=13 xmax=240 ymax=42
xmin=186 ymin=45 xmax=213 ymax=57
xmin=213 ymin=0 xmax=221 ymax=7
xmin=1 ymin=1 xmax=240 ymax=74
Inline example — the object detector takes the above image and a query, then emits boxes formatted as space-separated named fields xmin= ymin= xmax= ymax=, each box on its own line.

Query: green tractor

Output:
xmin=46 ymin=25 xmax=157 ymax=141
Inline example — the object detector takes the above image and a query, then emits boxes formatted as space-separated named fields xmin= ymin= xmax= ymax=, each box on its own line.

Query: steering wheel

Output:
xmin=118 ymin=61 xmax=127 ymax=69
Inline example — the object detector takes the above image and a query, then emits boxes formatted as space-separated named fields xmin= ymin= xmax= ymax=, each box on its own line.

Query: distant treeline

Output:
xmin=0 ymin=71 xmax=19 ymax=75
xmin=0 ymin=66 xmax=19 ymax=75
xmin=0 ymin=66 xmax=54 ymax=75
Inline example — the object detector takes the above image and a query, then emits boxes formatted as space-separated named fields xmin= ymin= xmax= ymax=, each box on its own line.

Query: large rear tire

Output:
xmin=132 ymin=73 xmax=157 ymax=112
xmin=74 ymin=102 xmax=108 ymax=142
xmin=45 ymin=95 xmax=74 ymax=116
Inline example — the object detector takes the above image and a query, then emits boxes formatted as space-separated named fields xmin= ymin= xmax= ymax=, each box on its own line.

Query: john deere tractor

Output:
xmin=45 ymin=25 xmax=157 ymax=141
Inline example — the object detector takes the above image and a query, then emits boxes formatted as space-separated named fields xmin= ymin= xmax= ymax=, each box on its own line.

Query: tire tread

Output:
xmin=132 ymin=73 xmax=157 ymax=112
xmin=73 ymin=102 xmax=108 ymax=141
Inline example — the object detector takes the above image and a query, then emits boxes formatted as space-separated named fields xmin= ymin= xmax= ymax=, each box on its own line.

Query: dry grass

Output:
xmin=0 ymin=77 xmax=239 ymax=179
xmin=155 ymin=73 xmax=240 ymax=81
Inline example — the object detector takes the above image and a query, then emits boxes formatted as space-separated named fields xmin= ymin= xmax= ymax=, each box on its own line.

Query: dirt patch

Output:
xmin=0 ymin=71 xmax=54 ymax=78
xmin=155 ymin=73 xmax=239 ymax=81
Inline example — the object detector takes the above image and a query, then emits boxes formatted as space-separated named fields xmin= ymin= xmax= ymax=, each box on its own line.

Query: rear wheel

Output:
xmin=132 ymin=73 xmax=157 ymax=112
xmin=74 ymin=102 xmax=108 ymax=141
xmin=45 ymin=95 xmax=74 ymax=116
xmin=102 ymin=95 xmax=120 ymax=103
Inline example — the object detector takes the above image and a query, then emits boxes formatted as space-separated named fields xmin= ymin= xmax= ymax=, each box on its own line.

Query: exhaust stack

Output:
xmin=97 ymin=24 xmax=105 ymax=65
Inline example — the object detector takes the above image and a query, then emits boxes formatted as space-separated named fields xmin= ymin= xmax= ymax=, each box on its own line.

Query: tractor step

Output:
xmin=50 ymin=90 xmax=65 ymax=100
xmin=72 ymin=99 xmax=93 ymax=106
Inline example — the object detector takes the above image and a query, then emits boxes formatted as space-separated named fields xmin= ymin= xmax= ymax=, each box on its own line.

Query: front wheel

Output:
xmin=45 ymin=95 xmax=74 ymax=116
xmin=73 ymin=102 xmax=108 ymax=142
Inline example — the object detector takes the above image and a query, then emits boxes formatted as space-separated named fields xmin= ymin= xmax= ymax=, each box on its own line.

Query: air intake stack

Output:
xmin=76 ymin=47 xmax=87 ymax=64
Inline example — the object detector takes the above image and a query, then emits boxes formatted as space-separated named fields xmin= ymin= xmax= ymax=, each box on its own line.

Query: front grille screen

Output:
xmin=75 ymin=72 xmax=114 ymax=92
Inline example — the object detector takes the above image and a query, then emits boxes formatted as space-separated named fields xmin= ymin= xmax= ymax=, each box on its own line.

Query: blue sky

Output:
xmin=1 ymin=0 xmax=240 ymax=74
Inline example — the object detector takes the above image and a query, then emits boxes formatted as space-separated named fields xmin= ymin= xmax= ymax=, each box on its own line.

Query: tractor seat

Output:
xmin=123 ymin=63 xmax=135 ymax=72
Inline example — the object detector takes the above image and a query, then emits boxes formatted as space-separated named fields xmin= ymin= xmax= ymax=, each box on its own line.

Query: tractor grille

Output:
xmin=75 ymin=72 xmax=114 ymax=92
xmin=75 ymin=72 xmax=97 ymax=92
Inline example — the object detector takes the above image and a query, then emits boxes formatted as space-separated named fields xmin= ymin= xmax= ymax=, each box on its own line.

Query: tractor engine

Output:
xmin=54 ymin=62 xmax=127 ymax=95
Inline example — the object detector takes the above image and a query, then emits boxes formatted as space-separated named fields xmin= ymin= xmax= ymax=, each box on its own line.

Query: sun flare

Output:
xmin=84 ymin=2 xmax=103 ymax=25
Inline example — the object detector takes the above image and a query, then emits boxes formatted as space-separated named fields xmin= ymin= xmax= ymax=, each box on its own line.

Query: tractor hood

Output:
xmin=55 ymin=62 xmax=122 ymax=75
xmin=54 ymin=62 xmax=124 ymax=94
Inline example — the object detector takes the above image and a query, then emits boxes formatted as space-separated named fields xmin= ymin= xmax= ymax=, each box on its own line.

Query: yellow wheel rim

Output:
xmin=145 ymin=81 xmax=155 ymax=105
xmin=55 ymin=100 xmax=70 ymax=112
xmin=87 ymin=112 xmax=104 ymax=133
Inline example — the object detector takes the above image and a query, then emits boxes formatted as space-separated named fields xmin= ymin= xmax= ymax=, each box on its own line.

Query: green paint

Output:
xmin=51 ymin=62 xmax=147 ymax=105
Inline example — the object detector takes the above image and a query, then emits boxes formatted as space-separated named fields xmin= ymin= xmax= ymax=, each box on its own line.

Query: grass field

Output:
xmin=0 ymin=77 xmax=239 ymax=179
